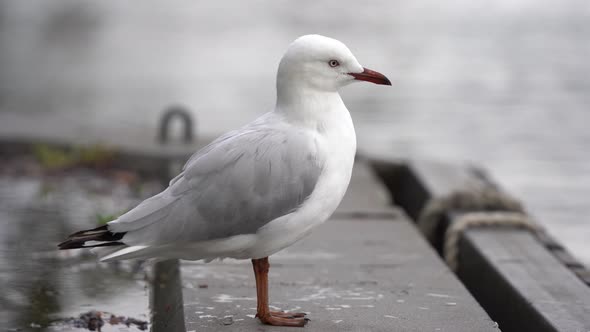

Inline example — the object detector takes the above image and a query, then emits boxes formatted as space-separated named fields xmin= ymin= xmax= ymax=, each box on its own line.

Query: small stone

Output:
xmin=219 ymin=316 xmax=234 ymax=325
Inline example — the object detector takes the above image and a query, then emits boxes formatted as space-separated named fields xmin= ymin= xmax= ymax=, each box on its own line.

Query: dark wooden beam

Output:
xmin=371 ymin=158 xmax=590 ymax=332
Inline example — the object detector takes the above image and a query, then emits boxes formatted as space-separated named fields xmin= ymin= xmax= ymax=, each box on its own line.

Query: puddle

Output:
xmin=0 ymin=156 xmax=163 ymax=331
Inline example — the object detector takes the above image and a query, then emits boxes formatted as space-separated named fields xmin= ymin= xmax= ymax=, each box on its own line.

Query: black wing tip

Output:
xmin=58 ymin=225 xmax=126 ymax=250
xmin=58 ymin=241 xmax=125 ymax=250
xmin=57 ymin=240 xmax=74 ymax=250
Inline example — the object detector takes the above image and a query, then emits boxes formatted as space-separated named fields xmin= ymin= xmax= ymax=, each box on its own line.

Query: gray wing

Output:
xmin=111 ymin=121 xmax=323 ymax=245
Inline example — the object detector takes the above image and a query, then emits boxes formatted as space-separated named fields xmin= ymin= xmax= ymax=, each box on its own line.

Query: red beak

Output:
xmin=349 ymin=67 xmax=391 ymax=86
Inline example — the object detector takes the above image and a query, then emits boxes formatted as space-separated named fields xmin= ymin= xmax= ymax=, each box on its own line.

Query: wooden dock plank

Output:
xmin=461 ymin=229 xmax=590 ymax=332
xmin=372 ymin=158 xmax=590 ymax=332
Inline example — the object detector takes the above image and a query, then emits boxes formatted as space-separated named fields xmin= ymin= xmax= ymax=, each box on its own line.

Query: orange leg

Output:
xmin=251 ymin=257 xmax=308 ymax=327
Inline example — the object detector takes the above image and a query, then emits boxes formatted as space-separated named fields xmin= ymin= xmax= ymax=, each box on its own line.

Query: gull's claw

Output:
xmin=258 ymin=312 xmax=309 ymax=327
xmin=270 ymin=310 xmax=307 ymax=318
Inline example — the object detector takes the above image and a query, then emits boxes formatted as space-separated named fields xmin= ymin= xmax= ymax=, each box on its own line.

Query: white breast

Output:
xmin=244 ymin=105 xmax=357 ymax=259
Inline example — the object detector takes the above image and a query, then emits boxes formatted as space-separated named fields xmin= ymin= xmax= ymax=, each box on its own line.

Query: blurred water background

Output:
xmin=0 ymin=1 xmax=588 ymax=326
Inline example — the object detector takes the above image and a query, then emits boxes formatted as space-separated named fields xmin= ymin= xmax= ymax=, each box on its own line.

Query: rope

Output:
xmin=443 ymin=211 xmax=538 ymax=271
xmin=418 ymin=187 xmax=526 ymax=242
xmin=417 ymin=187 xmax=538 ymax=271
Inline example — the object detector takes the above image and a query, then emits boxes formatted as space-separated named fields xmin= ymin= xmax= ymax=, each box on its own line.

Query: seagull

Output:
xmin=59 ymin=34 xmax=391 ymax=327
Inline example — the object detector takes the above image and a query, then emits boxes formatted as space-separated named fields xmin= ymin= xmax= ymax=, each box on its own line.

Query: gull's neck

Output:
xmin=274 ymin=83 xmax=347 ymax=128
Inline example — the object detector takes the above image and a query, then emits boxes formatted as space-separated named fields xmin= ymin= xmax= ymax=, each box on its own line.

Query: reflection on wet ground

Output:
xmin=0 ymin=157 xmax=162 ymax=331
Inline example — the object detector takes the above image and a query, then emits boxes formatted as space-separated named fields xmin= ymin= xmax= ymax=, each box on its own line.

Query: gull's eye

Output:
xmin=328 ymin=60 xmax=340 ymax=67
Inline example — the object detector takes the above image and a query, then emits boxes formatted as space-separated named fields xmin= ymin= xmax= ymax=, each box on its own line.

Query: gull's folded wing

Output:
xmin=109 ymin=114 xmax=324 ymax=247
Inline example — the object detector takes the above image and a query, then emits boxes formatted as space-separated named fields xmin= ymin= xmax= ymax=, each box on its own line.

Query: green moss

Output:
xmin=32 ymin=144 xmax=116 ymax=170
xmin=33 ymin=144 xmax=76 ymax=169
xmin=77 ymin=145 xmax=115 ymax=165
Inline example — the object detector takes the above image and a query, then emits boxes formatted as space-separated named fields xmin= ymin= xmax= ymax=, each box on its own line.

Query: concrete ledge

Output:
xmin=181 ymin=215 xmax=499 ymax=332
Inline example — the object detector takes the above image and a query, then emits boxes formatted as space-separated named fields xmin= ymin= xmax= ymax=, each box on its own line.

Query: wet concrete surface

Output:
xmin=181 ymin=216 xmax=500 ymax=332
xmin=0 ymin=161 xmax=159 ymax=331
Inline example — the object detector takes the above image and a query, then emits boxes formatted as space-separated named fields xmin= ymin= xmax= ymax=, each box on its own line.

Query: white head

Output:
xmin=276 ymin=35 xmax=391 ymax=95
